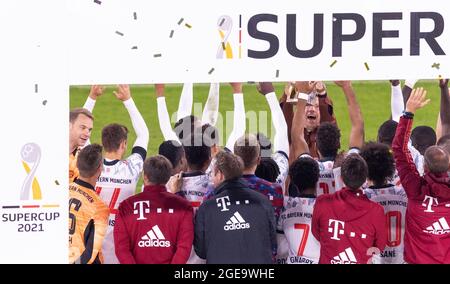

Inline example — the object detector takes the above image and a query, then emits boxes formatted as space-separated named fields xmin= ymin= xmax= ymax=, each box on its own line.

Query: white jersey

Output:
xmin=96 ymin=151 xmax=145 ymax=264
xmin=273 ymin=151 xmax=289 ymax=188
xmin=277 ymin=196 xmax=320 ymax=264
xmin=178 ymin=171 xmax=212 ymax=211
xmin=177 ymin=171 xmax=212 ymax=264
xmin=316 ymin=159 xmax=336 ymax=196
xmin=364 ymin=185 xmax=407 ymax=264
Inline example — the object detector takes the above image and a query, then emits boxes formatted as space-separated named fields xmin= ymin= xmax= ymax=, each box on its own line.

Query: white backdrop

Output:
xmin=0 ymin=1 xmax=68 ymax=263
xmin=68 ymin=0 xmax=450 ymax=84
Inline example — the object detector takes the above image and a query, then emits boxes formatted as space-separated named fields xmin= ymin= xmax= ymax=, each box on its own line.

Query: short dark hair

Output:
xmin=411 ymin=126 xmax=436 ymax=155
xmin=101 ymin=123 xmax=128 ymax=152
xmin=255 ymin=157 xmax=280 ymax=182
xmin=341 ymin=154 xmax=368 ymax=190
xmin=234 ymin=134 xmax=260 ymax=169
xmin=437 ymin=134 xmax=450 ymax=154
xmin=256 ymin=133 xmax=272 ymax=158
xmin=317 ymin=122 xmax=341 ymax=158
xmin=174 ymin=115 xmax=199 ymax=140
xmin=377 ymin=120 xmax=398 ymax=146
xmin=289 ymin=157 xmax=319 ymax=193
xmin=214 ymin=151 xmax=243 ymax=180
xmin=182 ymin=133 xmax=211 ymax=171
xmin=143 ymin=155 xmax=173 ymax=185
xmin=70 ymin=108 xmax=94 ymax=123
xmin=158 ymin=140 xmax=184 ymax=169
xmin=202 ymin=124 xmax=219 ymax=146
xmin=360 ymin=142 xmax=395 ymax=186
xmin=424 ymin=146 xmax=449 ymax=174
xmin=77 ymin=144 xmax=103 ymax=178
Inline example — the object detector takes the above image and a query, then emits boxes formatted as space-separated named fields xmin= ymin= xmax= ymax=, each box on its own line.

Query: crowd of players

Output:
xmin=68 ymin=79 xmax=450 ymax=264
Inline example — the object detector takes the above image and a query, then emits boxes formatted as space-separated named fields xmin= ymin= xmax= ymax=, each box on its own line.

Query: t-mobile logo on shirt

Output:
xmin=328 ymin=219 xmax=345 ymax=240
xmin=134 ymin=201 xmax=150 ymax=220
xmin=216 ymin=196 xmax=231 ymax=212
xmin=422 ymin=195 xmax=438 ymax=213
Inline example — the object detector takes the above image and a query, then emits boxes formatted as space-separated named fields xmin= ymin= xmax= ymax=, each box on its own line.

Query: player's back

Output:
xmin=364 ymin=185 xmax=407 ymax=264
xmin=316 ymin=159 xmax=336 ymax=196
xmin=178 ymin=171 xmax=211 ymax=211
xmin=278 ymin=196 xmax=320 ymax=264
xmin=69 ymin=179 xmax=110 ymax=264
xmin=96 ymin=153 xmax=144 ymax=264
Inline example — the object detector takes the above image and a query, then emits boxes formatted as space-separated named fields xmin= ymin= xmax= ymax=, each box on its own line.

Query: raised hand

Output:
xmin=314 ymin=81 xmax=327 ymax=95
xmin=439 ymin=78 xmax=449 ymax=89
xmin=334 ymin=80 xmax=352 ymax=89
xmin=155 ymin=84 xmax=165 ymax=98
xmin=88 ymin=85 xmax=104 ymax=100
xmin=230 ymin=82 xmax=243 ymax=94
xmin=113 ymin=84 xmax=131 ymax=101
xmin=257 ymin=82 xmax=274 ymax=96
xmin=405 ymin=87 xmax=429 ymax=114
xmin=295 ymin=81 xmax=316 ymax=94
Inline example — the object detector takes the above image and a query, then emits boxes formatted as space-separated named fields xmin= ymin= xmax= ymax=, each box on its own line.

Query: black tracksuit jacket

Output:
xmin=194 ymin=178 xmax=277 ymax=264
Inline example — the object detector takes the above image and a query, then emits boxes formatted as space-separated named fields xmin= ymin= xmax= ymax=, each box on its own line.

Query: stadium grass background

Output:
xmin=70 ymin=81 xmax=441 ymax=190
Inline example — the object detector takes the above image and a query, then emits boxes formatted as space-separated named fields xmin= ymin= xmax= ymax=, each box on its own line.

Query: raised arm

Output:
xmin=225 ymin=83 xmax=246 ymax=152
xmin=201 ymin=83 xmax=220 ymax=126
xmin=280 ymin=83 xmax=295 ymax=144
xmin=290 ymin=82 xmax=312 ymax=163
xmin=390 ymin=80 xmax=404 ymax=122
xmin=438 ymin=79 xmax=450 ymax=139
xmin=176 ymin=83 xmax=193 ymax=122
xmin=83 ymin=85 xmax=104 ymax=112
xmin=402 ymin=79 xmax=418 ymax=106
xmin=81 ymin=85 xmax=104 ymax=147
xmin=335 ymin=81 xmax=364 ymax=149
xmin=316 ymin=81 xmax=337 ymax=124
xmin=155 ymin=84 xmax=180 ymax=142
xmin=258 ymin=82 xmax=289 ymax=156
xmin=113 ymin=85 xmax=149 ymax=157
xmin=392 ymin=88 xmax=430 ymax=199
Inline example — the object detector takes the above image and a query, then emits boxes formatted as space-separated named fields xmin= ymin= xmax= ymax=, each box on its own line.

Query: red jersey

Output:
xmin=392 ymin=116 xmax=450 ymax=264
xmin=114 ymin=184 xmax=194 ymax=264
xmin=312 ymin=188 xmax=387 ymax=264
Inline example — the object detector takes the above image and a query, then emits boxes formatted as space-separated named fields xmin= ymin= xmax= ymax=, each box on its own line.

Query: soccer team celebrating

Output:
xmin=68 ymin=79 xmax=450 ymax=264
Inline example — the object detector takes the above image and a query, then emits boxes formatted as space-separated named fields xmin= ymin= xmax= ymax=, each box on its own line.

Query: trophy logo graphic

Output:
xmin=217 ymin=15 xmax=234 ymax=59
xmin=20 ymin=143 xmax=42 ymax=200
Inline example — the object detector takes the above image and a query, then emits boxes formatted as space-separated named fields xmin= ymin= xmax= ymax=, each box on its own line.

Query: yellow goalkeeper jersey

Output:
xmin=69 ymin=179 xmax=110 ymax=264
xmin=69 ymin=149 xmax=80 ymax=183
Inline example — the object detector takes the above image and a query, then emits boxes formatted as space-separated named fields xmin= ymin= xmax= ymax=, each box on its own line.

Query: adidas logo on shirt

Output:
xmin=224 ymin=211 xmax=250 ymax=231
xmin=138 ymin=225 xmax=171 ymax=248
xmin=423 ymin=217 xmax=450 ymax=235
xmin=331 ymin=247 xmax=357 ymax=264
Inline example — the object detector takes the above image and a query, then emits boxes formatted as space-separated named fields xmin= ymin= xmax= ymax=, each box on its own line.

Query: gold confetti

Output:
xmin=54 ymin=180 xmax=60 ymax=185
xmin=330 ymin=60 xmax=337 ymax=68
xmin=364 ymin=62 xmax=370 ymax=71
xmin=185 ymin=23 xmax=192 ymax=29
xmin=432 ymin=63 xmax=441 ymax=70
xmin=222 ymin=42 xmax=226 ymax=50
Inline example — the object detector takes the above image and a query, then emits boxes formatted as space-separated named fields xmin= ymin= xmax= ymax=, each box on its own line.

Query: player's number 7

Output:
xmin=294 ymin=223 xmax=310 ymax=256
